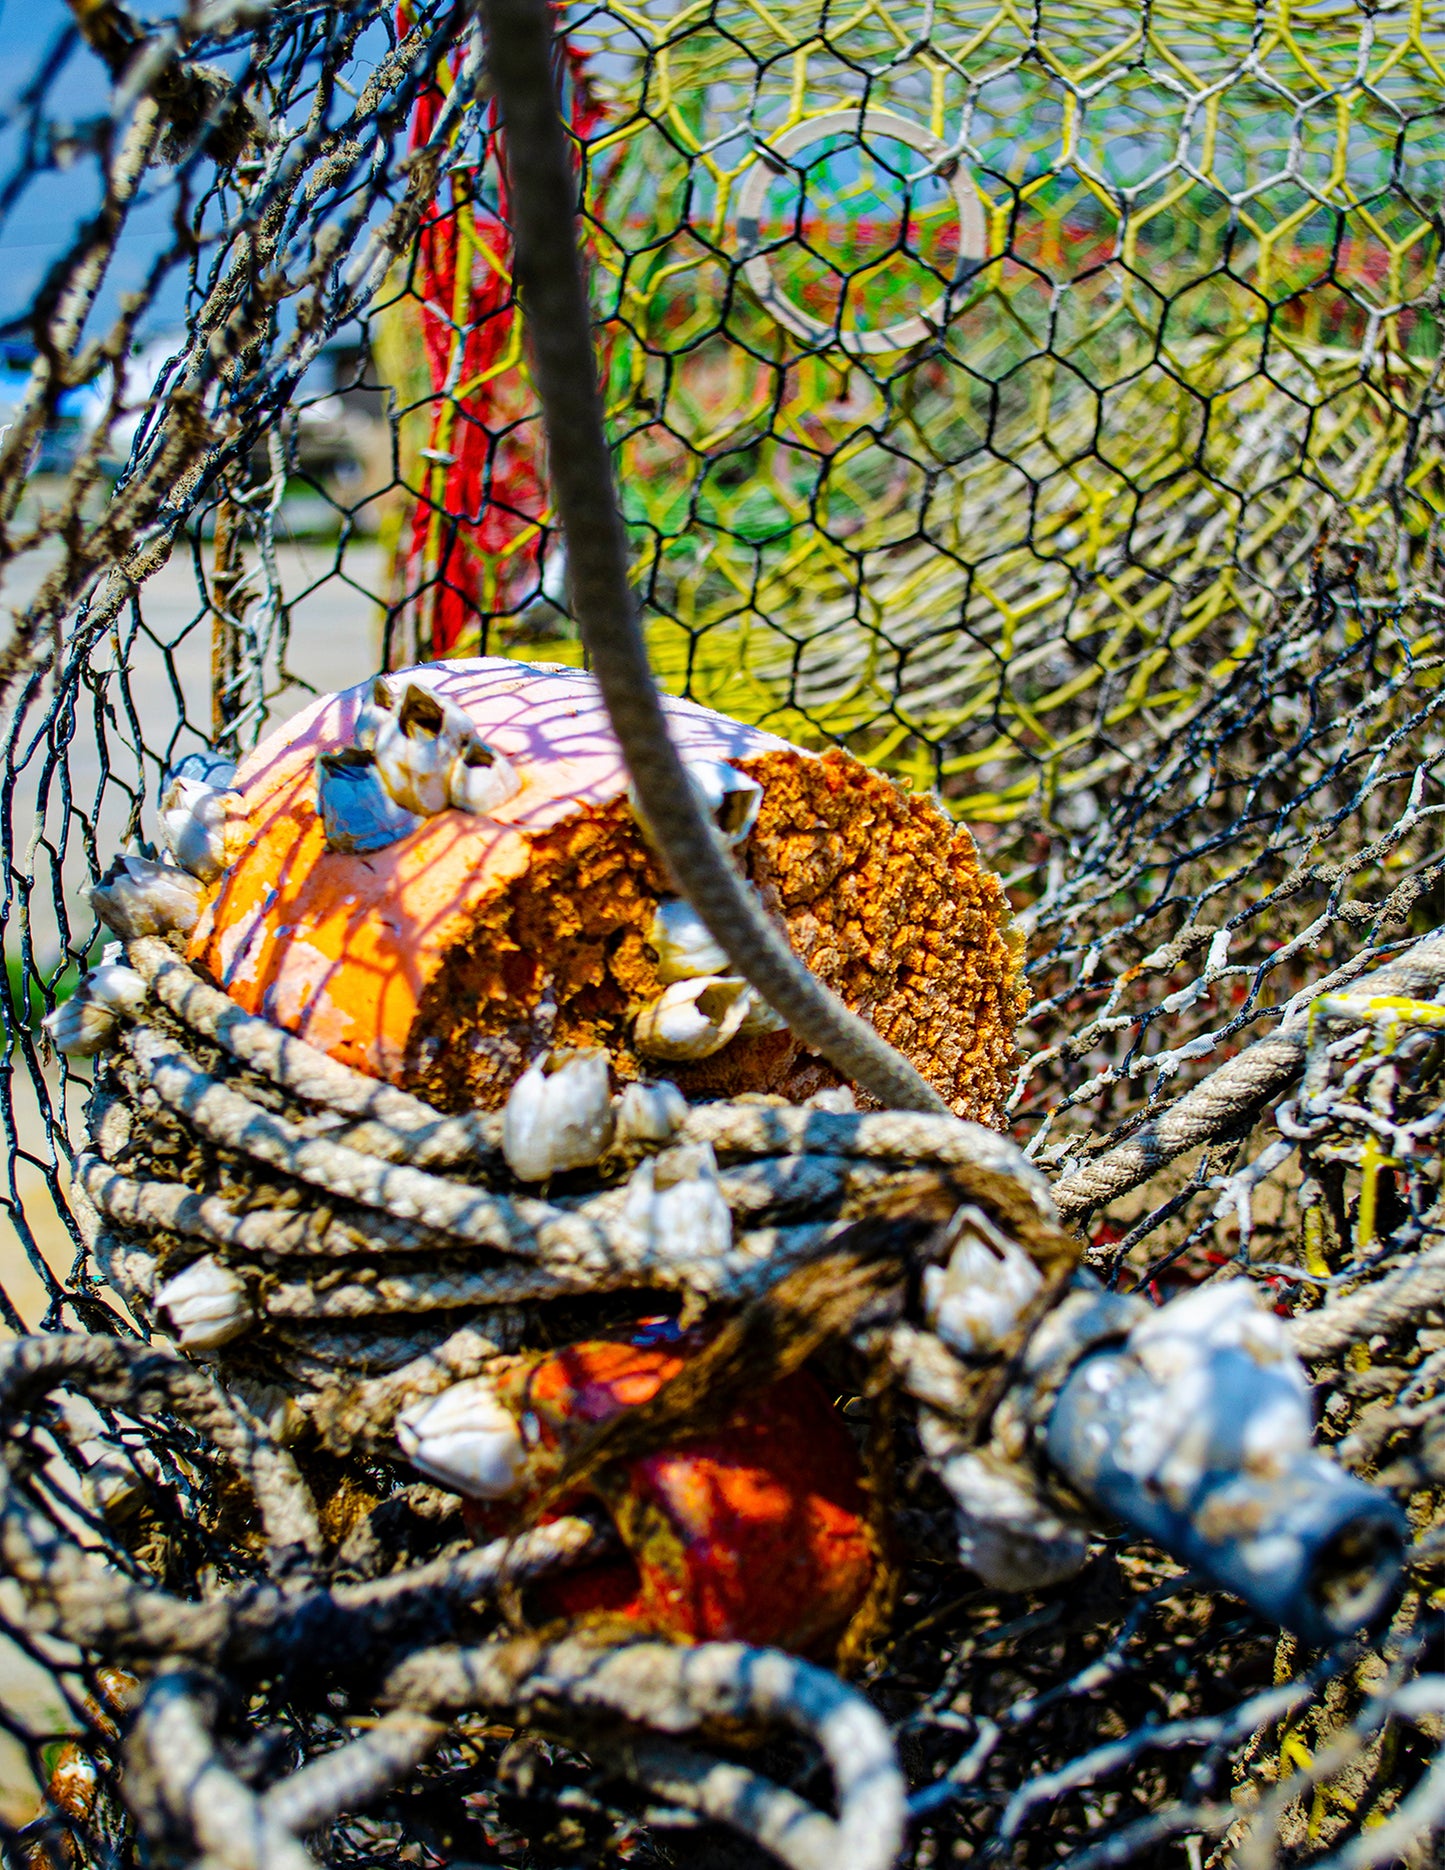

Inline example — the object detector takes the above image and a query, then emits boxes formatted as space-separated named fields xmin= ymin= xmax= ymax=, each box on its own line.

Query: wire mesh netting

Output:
xmin=0 ymin=0 xmax=1443 ymax=1865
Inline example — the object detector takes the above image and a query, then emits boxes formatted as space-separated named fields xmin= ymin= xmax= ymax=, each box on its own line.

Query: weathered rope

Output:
xmin=0 ymin=1333 xmax=610 ymax=1664
xmin=0 ymin=1333 xmax=321 ymax=1580
xmin=126 ymin=1678 xmax=450 ymax=1870
xmin=586 ymin=1733 xmax=838 ymax=1870
xmin=476 ymin=0 xmax=948 ymax=1117
xmin=86 ymin=948 xmax=1058 ymax=1359
xmin=258 ymin=1711 xmax=447 ymax=1838
xmin=126 ymin=937 xmax=501 ymax=1169
xmin=126 ymin=1671 xmax=318 ymax=1870
xmin=1053 ymin=931 xmax=1445 ymax=1222
xmin=1292 ymin=1238 xmax=1445 ymax=1362
xmin=120 ymin=1022 xmax=576 ymax=1261
xmin=122 ymin=1635 xmax=908 ymax=1870
xmin=384 ymin=1634 xmax=907 ymax=1870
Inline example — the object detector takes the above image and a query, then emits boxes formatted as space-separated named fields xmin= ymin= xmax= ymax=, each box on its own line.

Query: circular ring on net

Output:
xmin=734 ymin=108 xmax=987 ymax=357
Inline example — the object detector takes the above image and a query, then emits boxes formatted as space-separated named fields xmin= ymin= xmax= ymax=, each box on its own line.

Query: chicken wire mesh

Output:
xmin=0 ymin=0 xmax=1443 ymax=1866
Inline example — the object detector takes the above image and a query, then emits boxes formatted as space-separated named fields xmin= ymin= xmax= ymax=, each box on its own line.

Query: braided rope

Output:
xmin=1054 ymin=932 xmax=1445 ymax=1225
xmin=83 ymin=948 xmax=1056 ymax=1380
xmin=0 ymin=1333 xmax=612 ymax=1666
xmin=118 ymin=1632 xmax=907 ymax=1870
xmin=384 ymin=1634 xmax=907 ymax=1870
xmin=476 ymin=0 xmax=948 ymax=1118
xmin=42 ymin=936 xmax=1445 ymax=1870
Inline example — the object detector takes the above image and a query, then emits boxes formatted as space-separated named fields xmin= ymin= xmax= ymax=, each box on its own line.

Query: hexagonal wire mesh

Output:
xmin=0 ymin=0 xmax=1444 ymax=1865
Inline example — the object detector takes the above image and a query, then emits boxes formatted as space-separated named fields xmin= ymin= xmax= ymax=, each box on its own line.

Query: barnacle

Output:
xmin=158 ymin=774 xmax=237 ymax=882
xmin=395 ymin=1376 xmax=526 ymax=1497
xmin=501 ymin=1047 xmax=615 ymax=1180
xmin=44 ymin=996 xmax=120 ymax=1058
xmin=633 ymin=973 xmax=757 ymax=1059
xmin=91 ymin=853 xmax=204 ymax=941
xmin=646 ymin=896 xmax=730 ymax=982
xmin=153 ymin=1254 xmax=251 ymax=1350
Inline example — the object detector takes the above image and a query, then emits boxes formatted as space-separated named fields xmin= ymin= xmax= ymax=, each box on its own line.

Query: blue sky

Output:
xmin=0 ymin=0 xmax=245 ymax=345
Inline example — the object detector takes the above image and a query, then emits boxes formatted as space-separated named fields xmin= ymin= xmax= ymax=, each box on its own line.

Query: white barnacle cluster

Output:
xmin=158 ymin=778 xmax=233 ymax=884
xmin=630 ymin=764 xmax=787 ymax=1060
xmin=70 ymin=751 xmax=241 ymax=1056
xmin=500 ymin=1048 xmax=695 ymax=1184
xmin=43 ymin=942 xmax=151 ymax=1060
xmin=921 ymin=1205 xmax=1045 ymax=1356
xmin=317 ymin=675 xmax=521 ymax=853
xmin=621 ymin=1140 xmax=733 ymax=1265
xmin=153 ymin=1253 xmax=252 ymax=1352
xmin=89 ymin=750 xmax=238 ymax=952
xmin=395 ymin=1375 xmax=526 ymax=1499
xmin=156 ymin=750 xmax=242 ymax=886
xmin=1109 ymin=1282 xmax=1313 ymax=1507
xmin=81 ymin=744 xmax=235 ymax=1002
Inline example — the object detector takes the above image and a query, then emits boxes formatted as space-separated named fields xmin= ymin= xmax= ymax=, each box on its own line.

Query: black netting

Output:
xmin=0 ymin=2 xmax=1442 ymax=1866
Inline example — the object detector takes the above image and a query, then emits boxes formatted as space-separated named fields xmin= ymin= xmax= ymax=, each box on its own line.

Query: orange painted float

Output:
xmin=188 ymin=658 xmax=1024 ymax=1119
xmin=464 ymin=1331 xmax=876 ymax=1655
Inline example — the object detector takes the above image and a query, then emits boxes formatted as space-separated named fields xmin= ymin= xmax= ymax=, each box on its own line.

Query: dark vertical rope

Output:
xmin=476 ymin=0 xmax=948 ymax=1114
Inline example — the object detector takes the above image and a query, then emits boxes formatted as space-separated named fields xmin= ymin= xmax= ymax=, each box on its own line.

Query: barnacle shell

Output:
xmin=737 ymin=988 xmax=788 ymax=1036
xmin=43 ymin=997 xmax=118 ymax=1058
xmin=918 ymin=1420 xmax=1090 ymax=1591
xmin=92 ymin=854 xmax=204 ymax=941
xmin=153 ymin=1255 xmax=251 ymax=1351
xmin=688 ymin=758 xmax=764 ymax=846
xmin=922 ymin=1206 xmax=1045 ymax=1356
xmin=82 ymin=963 xmax=148 ymax=1018
xmin=615 ymin=1079 xmax=688 ymax=1147
xmin=621 ymin=1142 xmax=733 ymax=1263
xmin=353 ymin=674 xmax=397 ymax=751
xmin=447 ymin=737 xmax=520 ymax=817
xmin=633 ymin=975 xmax=755 ymax=1061
xmin=316 ymin=748 xmax=424 ymax=854
xmin=188 ymin=658 xmax=1025 ymax=1121
xmin=630 ymin=758 xmax=764 ymax=849
xmin=501 ymin=1048 xmax=614 ymax=1181
xmin=396 ymin=1377 xmax=526 ymax=1499
xmin=372 ymin=687 xmax=453 ymax=817
xmin=159 ymin=776 xmax=236 ymax=883
xmin=647 ymin=898 xmax=729 ymax=983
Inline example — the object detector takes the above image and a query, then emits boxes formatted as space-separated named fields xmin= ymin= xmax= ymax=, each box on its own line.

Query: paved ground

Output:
xmin=2 ymin=538 xmax=390 ymax=1317
xmin=0 ymin=539 xmax=394 ymax=1814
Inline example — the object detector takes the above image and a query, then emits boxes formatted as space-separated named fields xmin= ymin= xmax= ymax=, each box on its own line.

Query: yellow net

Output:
xmin=415 ymin=0 xmax=1445 ymax=819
